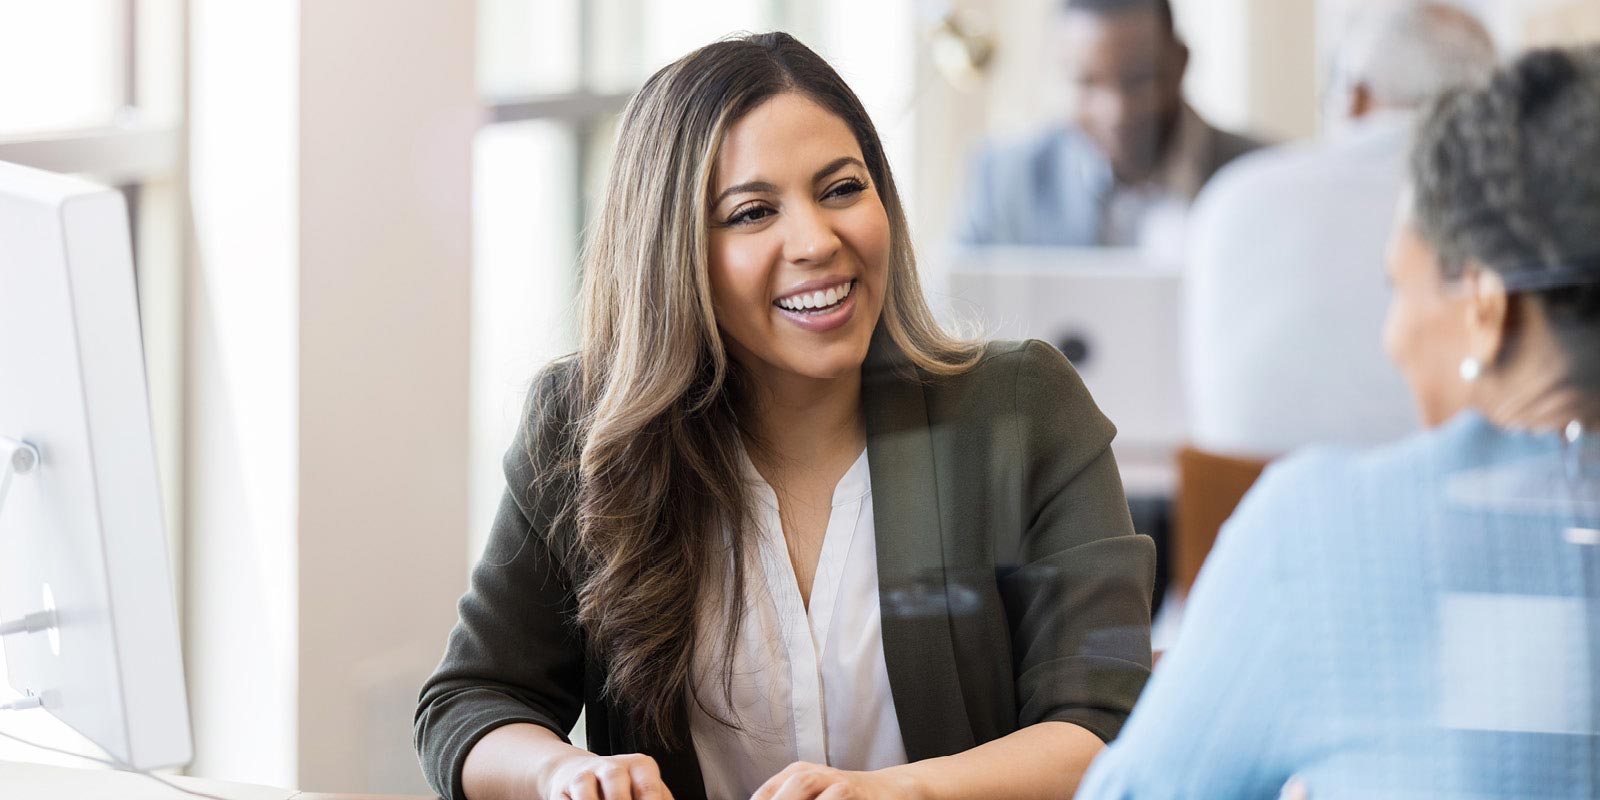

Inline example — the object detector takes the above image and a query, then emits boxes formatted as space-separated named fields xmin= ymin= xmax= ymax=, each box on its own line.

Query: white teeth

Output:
xmin=776 ymin=280 xmax=854 ymax=312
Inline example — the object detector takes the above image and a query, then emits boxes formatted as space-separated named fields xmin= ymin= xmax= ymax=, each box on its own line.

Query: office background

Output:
xmin=1 ymin=0 xmax=1597 ymax=794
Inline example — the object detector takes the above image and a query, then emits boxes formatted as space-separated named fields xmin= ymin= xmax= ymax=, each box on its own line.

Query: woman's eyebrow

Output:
xmin=711 ymin=157 xmax=867 ymax=208
xmin=712 ymin=179 xmax=778 ymax=208
xmin=813 ymin=156 xmax=866 ymax=183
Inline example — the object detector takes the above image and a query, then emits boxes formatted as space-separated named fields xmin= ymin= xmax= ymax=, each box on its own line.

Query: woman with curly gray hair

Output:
xmin=1078 ymin=45 xmax=1600 ymax=798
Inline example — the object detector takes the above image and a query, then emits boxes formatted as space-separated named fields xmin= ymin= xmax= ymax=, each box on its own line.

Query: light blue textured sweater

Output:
xmin=1080 ymin=411 xmax=1600 ymax=799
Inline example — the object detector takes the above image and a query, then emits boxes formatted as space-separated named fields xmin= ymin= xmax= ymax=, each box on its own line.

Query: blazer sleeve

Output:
xmin=414 ymin=369 xmax=587 ymax=800
xmin=1000 ymin=340 xmax=1155 ymax=742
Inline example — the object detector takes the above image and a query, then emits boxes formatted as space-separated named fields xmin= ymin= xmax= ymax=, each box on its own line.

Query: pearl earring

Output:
xmin=1459 ymin=357 xmax=1482 ymax=382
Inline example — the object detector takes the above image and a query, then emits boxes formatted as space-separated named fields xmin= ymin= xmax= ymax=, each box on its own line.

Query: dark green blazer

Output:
xmin=414 ymin=335 xmax=1156 ymax=800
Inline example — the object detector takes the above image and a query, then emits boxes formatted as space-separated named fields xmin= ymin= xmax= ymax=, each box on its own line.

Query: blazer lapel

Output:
xmin=862 ymin=329 xmax=976 ymax=760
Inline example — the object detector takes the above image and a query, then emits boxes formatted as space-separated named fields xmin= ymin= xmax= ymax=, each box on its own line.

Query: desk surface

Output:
xmin=0 ymin=760 xmax=438 ymax=800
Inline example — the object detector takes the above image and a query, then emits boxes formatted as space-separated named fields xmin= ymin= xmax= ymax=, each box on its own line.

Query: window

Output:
xmin=0 ymin=1 xmax=126 ymax=136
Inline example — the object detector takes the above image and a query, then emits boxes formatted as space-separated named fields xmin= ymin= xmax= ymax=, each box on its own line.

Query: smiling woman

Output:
xmin=415 ymin=32 xmax=1155 ymax=800
xmin=707 ymin=95 xmax=890 ymax=383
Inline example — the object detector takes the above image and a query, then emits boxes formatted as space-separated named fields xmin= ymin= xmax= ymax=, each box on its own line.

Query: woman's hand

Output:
xmin=750 ymin=761 xmax=921 ymax=800
xmin=542 ymin=752 xmax=674 ymax=800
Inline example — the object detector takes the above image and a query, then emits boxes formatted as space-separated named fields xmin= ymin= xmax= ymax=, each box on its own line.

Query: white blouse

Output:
xmin=687 ymin=448 xmax=908 ymax=800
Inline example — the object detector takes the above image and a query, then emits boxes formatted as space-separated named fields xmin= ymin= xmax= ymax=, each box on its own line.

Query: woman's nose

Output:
xmin=782 ymin=202 xmax=842 ymax=267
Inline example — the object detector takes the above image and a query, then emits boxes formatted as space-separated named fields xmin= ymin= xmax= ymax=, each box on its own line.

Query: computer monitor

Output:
xmin=944 ymin=246 xmax=1187 ymax=454
xmin=0 ymin=160 xmax=192 ymax=771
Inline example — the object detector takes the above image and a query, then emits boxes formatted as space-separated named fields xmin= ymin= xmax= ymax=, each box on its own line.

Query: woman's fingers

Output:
xmin=554 ymin=753 xmax=671 ymax=800
xmin=751 ymin=761 xmax=809 ymax=800
xmin=1280 ymin=777 xmax=1310 ymax=800
xmin=562 ymin=770 xmax=602 ymax=800
xmin=770 ymin=765 xmax=835 ymax=800
xmin=594 ymin=763 xmax=635 ymax=800
xmin=815 ymin=784 xmax=856 ymax=800
xmin=629 ymin=758 xmax=673 ymax=800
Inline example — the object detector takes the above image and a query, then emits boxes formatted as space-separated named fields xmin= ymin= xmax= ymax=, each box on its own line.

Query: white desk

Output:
xmin=0 ymin=760 xmax=436 ymax=800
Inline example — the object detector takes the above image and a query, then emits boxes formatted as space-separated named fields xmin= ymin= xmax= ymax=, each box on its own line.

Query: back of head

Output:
xmin=1411 ymin=44 xmax=1600 ymax=382
xmin=1062 ymin=0 xmax=1176 ymax=39
xmin=1335 ymin=1 xmax=1497 ymax=110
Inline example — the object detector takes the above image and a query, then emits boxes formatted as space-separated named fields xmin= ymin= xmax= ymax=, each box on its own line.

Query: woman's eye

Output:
xmin=825 ymin=179 xmax=866 ymax=200
xmin=728 ymin=205 xmax=774 ymax=226
xmin=721 ymin=180 xmax=864 ymax=226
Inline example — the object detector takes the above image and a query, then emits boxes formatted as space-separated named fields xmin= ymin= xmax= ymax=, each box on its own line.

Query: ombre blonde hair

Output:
xmin=533 ymin=31 xmax=981 ymax=747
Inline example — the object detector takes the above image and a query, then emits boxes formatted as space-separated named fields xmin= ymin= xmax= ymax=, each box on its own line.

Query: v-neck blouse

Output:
xmin=687 ymin=447 xmax=908 ymax=800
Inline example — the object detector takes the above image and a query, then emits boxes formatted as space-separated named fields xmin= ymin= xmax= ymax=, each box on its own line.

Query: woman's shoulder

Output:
xmin=926 ymin=339 xmax=1103 ymax=414
xmin=1225 ymin=413 xmax=1501 ymax=569
xmin=1237 ymin=432 xmax=1424 ymax=526
xmin=912 ymin=338 xmax=1116 ymax=457
xmin=1261 ymin=412 xmax=1495 ymax=499
xmin=521 ymin=356 xmax=583 ymax=428
xmin=503 ymin=356 xmax=584 ymax=498
xmin=927 ymin=338 xmax=1080 ymax=388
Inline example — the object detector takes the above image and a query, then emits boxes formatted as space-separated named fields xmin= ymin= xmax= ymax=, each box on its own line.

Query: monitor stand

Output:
xmin=0 ymin=436 xmax=40 ymax=518
xmin=0 ymin=435 xmax=56 ymax=675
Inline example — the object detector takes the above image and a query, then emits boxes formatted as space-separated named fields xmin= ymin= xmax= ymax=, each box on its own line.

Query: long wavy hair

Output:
xmin=528 ymin=32 xmax=982 ymax=747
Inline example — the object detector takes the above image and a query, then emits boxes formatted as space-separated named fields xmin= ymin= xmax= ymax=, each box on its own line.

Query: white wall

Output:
xmin=296 ymin=1 xmax=476 ymax=792
xmin=1242 ymin=0 xmax=1319 ymax=141
xmin=185 ymin=0 xmax=299 ymax=786
xmin=1322 ymin=0 xmax=1600 ymax=58
xmin=185 ymin=1 xmax=474 ymax=793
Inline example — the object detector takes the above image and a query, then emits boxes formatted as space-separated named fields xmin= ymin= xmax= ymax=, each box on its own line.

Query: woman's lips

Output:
xmin=774 ymin=282 xmax=857 ymax=333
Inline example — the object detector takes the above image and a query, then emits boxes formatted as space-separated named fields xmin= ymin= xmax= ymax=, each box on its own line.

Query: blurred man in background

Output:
xmin=1184 ymin=2 xmax=1498 ymax=457
xmin=954 ymin=0 xmax=1261 ymax=251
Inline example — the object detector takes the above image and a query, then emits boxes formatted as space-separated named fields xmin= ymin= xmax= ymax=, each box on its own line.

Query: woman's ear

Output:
xmin=1348 ymin=82 xmax=1376 ymax=120
xmin=1461 ymin=265 xmax=1511 ymax=370
xmin=1167 ymin=39 xmax=1191 ymax=86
